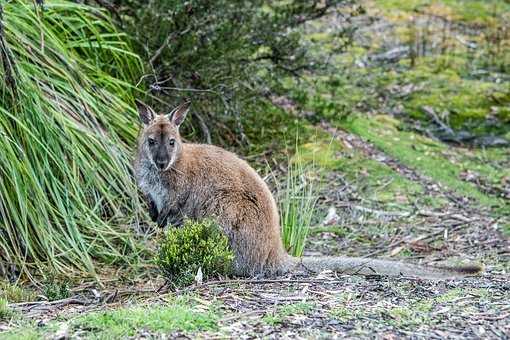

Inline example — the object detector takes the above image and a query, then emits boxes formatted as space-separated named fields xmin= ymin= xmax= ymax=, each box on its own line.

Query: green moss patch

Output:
xmin=374 ymin=0 xmax=510 ymax=26
xmin=296 ymin=136 xmax=424 ymax=204
xmin=73 ymin=298 xmax=219 ymax=338
xmin=339 ymin=115 xmax=508 ymax=212
xmin=400 ymin=60 xmax=510 ymax=134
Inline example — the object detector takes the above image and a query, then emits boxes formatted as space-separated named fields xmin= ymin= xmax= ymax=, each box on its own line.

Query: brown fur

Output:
xmin=134 ymin=102 xmax=482 ymax=279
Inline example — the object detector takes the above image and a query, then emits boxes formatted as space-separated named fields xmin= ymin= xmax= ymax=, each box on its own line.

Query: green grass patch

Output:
xmin=453 ymin=148 xmax=510 ymax=193
xmin=0 ymin=327 xmax=40 ymax=340
xmin=280 ymin=147 xmax=321 ymax=257
xmin=503 ymin=223 xmax=510 ymax=237
xmin=263 ymin=302 xmax=315 ymax=326
xmin=0 ymin=281 xmax=36 ymax=303
xmin=2 ymin=296 xmax=219 ymax=339
xmin=73 ymin=299 xmax=218 ymax=338
xmin=0 ymin=298 xmax=13 ymax=321
xmin=330 ymin=306 xmax=355 ymax=322
xmin=296 ymin=137 xmax=424 ymax=204
xmin=339 ymin=115 xmax=508 ymax=212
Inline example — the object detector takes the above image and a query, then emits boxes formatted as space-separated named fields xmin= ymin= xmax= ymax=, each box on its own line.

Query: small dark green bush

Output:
xmin=157 ymin=220 xmax=234 ymax=287
xmin=43 ymin=279 xmax=70 ymax=301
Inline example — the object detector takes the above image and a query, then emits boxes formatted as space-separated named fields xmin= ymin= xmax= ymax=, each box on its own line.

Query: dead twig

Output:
xmin=194 ymin=111 xmax=212 ymax=144
xmin=149 ymin=27 xmax=192 ymax=65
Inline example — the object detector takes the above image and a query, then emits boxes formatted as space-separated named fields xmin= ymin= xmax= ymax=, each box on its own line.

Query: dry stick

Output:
xmin=149 ymin=34 xmax=172 ymax=64
xmin=362 ymin=221 xmax=466 ymax=258
xmin=9 ymin=297 xmax=89 ymax=312
xmin=149 ymin=27 xmax=192 ymax=64
xmin=476 ymin=313 xmax=510 ymax=321
xmin=194 ymin=111 xmax=212 ymax=144
xmin=9 ymin=298 xmax=78 ymax=308
xmin=180 ymin=279 xmax=346 ymax=292
xmin=9 ymin=287 xmax=160 ymax=310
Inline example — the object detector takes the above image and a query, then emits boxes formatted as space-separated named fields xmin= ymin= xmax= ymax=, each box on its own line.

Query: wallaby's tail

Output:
xmin=287 ymin=256 xmax=482 ymax=280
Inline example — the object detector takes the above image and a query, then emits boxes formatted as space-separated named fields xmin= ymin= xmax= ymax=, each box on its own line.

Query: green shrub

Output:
xmin=42 ymin=280 xmax=70 ymax=302
xmin=157 ymin=220 xmax=234 ymax=287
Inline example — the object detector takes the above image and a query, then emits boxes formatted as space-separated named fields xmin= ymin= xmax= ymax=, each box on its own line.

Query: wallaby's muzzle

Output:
xmin=155 ymin=158 xmax=168 ymax=170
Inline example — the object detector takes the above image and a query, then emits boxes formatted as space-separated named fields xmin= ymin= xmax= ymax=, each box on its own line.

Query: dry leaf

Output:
xmin=194 ymin=267 xmax=203 ymax=285
xmin=390 ymin=246 xmax=404 ymax=256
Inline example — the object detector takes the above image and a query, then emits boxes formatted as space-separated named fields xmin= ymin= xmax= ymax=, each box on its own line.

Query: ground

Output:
xmin=1 ymin=0 xmax=509 ymax=338
xmin=2 ymin=122 xmax=508 ymax=339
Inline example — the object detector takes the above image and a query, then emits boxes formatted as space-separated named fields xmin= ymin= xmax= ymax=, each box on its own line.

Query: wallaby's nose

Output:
xmin=156 ymin=160 xmax=167 ymax=170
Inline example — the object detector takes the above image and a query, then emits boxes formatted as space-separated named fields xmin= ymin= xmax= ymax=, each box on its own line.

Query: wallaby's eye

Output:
xmin=148 ymin=138 xmax=156 ymax=146
xmin=169 ymin=139 xmax=175 ymax=146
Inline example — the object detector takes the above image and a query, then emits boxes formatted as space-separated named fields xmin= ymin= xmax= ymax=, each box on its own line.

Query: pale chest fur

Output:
xmin=136 ymin=160 xmax=170 ymax=213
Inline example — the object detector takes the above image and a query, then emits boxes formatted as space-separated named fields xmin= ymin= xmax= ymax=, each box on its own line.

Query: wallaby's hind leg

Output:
xmin=225 ymin=227 xmax=269 ymax=277
xmin=214 ymin=190 xmax=288 ymax=276
xmin=223 ymin=222 xmax=288 ymax=277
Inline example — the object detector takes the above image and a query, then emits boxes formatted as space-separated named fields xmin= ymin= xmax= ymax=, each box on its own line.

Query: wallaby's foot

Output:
xmin=167 ymin=215 xmax=184 ymax=228
xmin=147 ymin=196 xmax=158 ymax=222
xmin=156 ymin=214 xmax=168 ymax=228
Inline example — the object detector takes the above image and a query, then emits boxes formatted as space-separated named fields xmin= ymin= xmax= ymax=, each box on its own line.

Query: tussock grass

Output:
xmin=279 ymin=151 xmax=320 ymax=257
xmin=0 ymin=280 xmax=35 ymax=303
xmin=0 ymin=1 xmax=143 ymax=279
xmin=0 ymin=298 xmax=12 ymax=321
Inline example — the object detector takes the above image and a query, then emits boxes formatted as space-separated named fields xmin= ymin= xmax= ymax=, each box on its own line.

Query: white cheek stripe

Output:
xmin=146 ymin=144 xmax=158 ymax=169
xmin=164 ymin=153 xmax=176 ymax=172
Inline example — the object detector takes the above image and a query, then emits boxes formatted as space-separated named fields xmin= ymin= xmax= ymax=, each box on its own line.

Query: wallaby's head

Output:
xmin=136 ymin=100 xmax=191 ymax=171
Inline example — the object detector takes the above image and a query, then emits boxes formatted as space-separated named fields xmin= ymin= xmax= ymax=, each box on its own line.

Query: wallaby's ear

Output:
xmin=135 ymin=100 xmax=155 ymax=125
xmin=168 ymin=101 xmax=191 ymax=127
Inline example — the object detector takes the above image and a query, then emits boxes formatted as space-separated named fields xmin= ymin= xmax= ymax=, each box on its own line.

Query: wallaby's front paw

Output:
xmin=167 ymin=214 xmax=184 ymax=228
xmin=148 ymin=200 xmax=158 ymax=222
xmin=156 ymin=214 xmax=168 ymax=228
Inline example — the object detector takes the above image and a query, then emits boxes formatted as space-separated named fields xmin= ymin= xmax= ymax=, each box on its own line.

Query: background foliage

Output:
xmin=1 ymin=0 xmax=508 ymax=285
xmin=111 ymin=0 xmax=357 ymax=145
xmin=1 ymin=1 xmax=509 ymax=337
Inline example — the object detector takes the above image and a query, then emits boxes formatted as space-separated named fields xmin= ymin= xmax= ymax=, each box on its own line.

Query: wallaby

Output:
xmin=133 ymin=101 xmax=482 ymax=280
